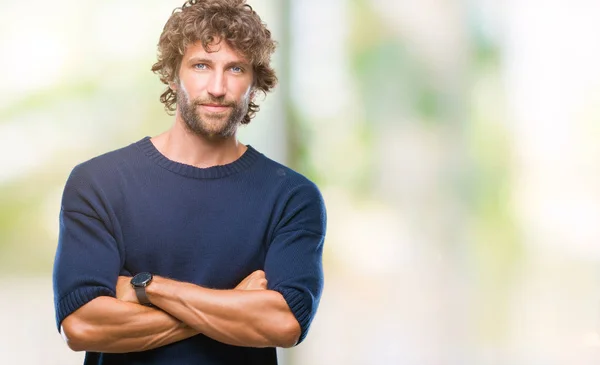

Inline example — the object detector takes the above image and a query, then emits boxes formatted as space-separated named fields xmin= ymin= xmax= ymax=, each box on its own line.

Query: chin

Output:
xmin=201 ymin=126 xmax=236 ymax=139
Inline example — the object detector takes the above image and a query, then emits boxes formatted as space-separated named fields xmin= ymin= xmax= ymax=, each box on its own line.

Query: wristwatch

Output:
xmin=130 ymin=272 xmax=153 ymax=306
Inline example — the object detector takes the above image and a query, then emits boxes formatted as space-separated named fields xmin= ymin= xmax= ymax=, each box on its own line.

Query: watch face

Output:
xmin=131 ymin=272 xmax=153 ymax=287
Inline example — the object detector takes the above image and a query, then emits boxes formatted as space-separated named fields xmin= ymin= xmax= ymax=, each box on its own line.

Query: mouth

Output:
xmin=200 ymin=104 xmax=232 ymax=113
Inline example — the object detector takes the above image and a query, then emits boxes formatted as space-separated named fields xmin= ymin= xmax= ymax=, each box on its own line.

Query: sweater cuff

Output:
xmin=275 ymin=287 xmax=312 ymax=344
xmin=55 ymin=286 xmax=115 ymax=332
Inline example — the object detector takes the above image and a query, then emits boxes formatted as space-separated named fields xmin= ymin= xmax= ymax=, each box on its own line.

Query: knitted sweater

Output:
xmin=52 ymin=137 xmax=326 ymax=365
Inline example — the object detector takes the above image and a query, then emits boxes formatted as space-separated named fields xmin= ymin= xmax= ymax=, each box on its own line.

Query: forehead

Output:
xmin=183 ymin=40 xmax=250 ymax=64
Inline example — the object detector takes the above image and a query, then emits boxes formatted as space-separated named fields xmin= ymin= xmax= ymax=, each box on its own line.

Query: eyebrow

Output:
xmin=187 ymin=57 xmax=250 ymax=69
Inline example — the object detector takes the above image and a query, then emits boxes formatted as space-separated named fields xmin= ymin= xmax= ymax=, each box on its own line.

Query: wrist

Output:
xmin=145 ymin=276 xmax=181 ymax=306
xmin=145 ymin=275 xmax=162 ymax=300
xmin=130 ymin=272 xmax=153 ymax=306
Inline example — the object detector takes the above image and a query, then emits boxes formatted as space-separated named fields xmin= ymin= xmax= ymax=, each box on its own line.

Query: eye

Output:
xmin=231 ymin=66 xmax=243 ymax=73
xmin=194 ymin=63 xmax=207 ymax=70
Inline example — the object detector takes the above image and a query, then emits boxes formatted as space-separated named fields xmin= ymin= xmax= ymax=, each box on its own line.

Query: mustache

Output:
xmin=192 ymin=97 xmax=236 ymax=108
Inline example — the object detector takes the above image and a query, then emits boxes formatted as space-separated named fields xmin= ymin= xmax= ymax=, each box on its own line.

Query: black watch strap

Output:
xmin=134 ymin=286 xmax=151 ymax=306
xmin=131 ymin=272 xmax=153 ymax=306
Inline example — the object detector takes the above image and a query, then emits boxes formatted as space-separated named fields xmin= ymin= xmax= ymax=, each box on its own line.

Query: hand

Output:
xmin=234 ymin=270 xmax=268 ymax=291
xmin=116 ymin=276 xmax=139 ymax=304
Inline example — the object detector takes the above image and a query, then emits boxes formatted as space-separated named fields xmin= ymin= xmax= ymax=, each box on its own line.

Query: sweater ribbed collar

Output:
xmin=135 ymin=136 xmax=260 ymax=179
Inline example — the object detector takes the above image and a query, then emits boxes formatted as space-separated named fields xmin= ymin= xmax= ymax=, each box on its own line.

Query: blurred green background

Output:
xmin=2 ymin=0 xmax=600 ymax=364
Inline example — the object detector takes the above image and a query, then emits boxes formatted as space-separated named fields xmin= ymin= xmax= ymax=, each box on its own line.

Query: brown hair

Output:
xmin=151 ymin=0 xmax=277 ymax=124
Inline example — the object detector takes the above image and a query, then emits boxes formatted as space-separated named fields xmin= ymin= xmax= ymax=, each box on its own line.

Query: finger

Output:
xmin=249 ymin=270 xmax=265 ymax=279
xmin=235 ymin=274 xmax=252 ymax=289
xmin=244 ymin=270 xmax=264 ymax=282
xmin=246 ymin=277 xmax=267 ymax=290
xmin=235 ymin=270 xmax=266 ymax=289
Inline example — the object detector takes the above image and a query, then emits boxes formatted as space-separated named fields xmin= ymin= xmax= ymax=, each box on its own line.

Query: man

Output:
xmin=52 ymin=1 xmax=326 ymax=364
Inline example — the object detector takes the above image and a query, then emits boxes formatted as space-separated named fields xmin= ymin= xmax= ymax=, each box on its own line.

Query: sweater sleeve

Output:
xmin=265 ymin=182 xmax=327 ymax=345
xmin=52 ymin=164 xmax=123 ymax=331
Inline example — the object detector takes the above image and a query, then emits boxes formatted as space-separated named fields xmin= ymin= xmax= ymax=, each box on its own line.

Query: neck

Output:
xmin=151 ymin=116 xmax=247 ymax=168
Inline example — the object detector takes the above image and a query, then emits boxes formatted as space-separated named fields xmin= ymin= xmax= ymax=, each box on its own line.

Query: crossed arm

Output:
xmin=61 ymin=270 xmax=300 ymax=353
xmin=60 ymin=296 xmax=198 ymax=353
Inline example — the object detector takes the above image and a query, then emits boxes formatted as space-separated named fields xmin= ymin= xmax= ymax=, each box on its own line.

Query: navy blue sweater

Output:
xmin=52 ymin=137 xmax=326 ymax=365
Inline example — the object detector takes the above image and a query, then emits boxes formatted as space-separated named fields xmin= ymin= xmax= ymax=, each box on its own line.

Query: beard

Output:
xmin=178 ymin=88 xmax=249 ymax=139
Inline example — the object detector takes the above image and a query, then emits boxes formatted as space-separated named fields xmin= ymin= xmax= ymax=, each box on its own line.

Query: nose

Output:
xmin=207 ymin=71 xmax=226 ymax=98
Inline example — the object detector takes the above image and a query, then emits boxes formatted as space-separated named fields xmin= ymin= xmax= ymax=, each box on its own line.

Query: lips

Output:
xmin=200 ymin=104 xmax=231 ymax=113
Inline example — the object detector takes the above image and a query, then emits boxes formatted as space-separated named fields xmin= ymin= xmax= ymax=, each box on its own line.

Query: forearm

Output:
xmin=61 ymin=296 xmax=199 ymax=353
xmin=146 ymin=276 xmax=300 ymax=348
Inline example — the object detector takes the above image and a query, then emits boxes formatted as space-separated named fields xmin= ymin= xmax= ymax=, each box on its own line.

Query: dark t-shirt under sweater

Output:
xmin=52 ymin=137 xmax=326 ymax=365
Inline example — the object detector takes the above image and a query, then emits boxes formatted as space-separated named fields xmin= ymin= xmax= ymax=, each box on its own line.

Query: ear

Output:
xmin=169 ymin=81 xmax=178 ymax=91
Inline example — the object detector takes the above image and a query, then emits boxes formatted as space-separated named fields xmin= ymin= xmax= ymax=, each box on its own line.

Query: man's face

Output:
xmin=175 ymin=39 xmax=254 ymax=139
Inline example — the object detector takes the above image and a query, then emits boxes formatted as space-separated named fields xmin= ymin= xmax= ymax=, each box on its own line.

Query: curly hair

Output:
xmin=151 ymin=0 xmax=278 ymax=124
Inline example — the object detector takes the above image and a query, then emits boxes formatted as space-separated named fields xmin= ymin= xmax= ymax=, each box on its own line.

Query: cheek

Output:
xmin=234 ymin=82 xmax=253 ymax=100
xmin=180 ymin=73 xmax=208 ymax=95
xmin=181 ymin=85 xmax=203 ymax=102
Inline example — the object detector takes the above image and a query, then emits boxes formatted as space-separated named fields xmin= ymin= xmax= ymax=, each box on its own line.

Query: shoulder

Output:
xmin=66 ymin=138 xmax=149 ymax=191
xmin=254 ymin=151 xmax=327 ymax=231
xmin=70 ymin=141 xmax=141 ymax=181
xmin=62 ymin=140 xmax=142 ymax=208
xmin=254 ymin=150 xmax=322 ymax=198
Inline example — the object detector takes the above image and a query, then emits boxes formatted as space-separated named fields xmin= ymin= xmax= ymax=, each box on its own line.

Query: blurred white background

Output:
xmin=2 ymin=0 xmax=600 ymax=364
